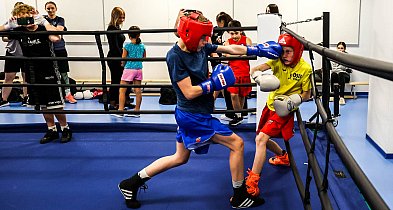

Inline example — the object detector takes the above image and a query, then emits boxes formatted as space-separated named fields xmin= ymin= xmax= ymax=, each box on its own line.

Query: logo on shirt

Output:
xmin=27 ymin=37 xmax=42 ymax=46
xmin=287 ymin=72 xmax=303 ymax=81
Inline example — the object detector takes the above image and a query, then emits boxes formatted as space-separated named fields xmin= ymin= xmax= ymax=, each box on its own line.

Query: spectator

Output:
xmin=0 ymin=1 xmax=28 ymax=107
xmin=112 ymin=26 xmax=146 ymax=118
xmin=331 ymin=41 xmax=352 ymax=105
xmin=223 ymin=20 xmax=253 ymax=126
xmin=44 ymin=1 xmax=77 ymax=104
xmin=0 ymin=4 xmax=73 ymax=144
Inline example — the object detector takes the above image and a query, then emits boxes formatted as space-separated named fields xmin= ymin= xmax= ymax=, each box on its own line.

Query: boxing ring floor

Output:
xmin=0 ymin=96 xmax=391 ymax=209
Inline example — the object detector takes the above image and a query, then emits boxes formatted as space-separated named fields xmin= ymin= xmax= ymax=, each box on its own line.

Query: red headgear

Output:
xmin=177 ymin=11 xmax=213 ymax=52
xmin=278 ymin=33 xmax=304 ymax=66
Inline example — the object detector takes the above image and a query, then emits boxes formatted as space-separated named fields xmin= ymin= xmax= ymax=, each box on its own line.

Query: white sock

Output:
xmin=232 ymin=180 xmax=243 ymax=188
xmin=61 ymin=124 xmax=69 ymax=131
xmin=48 ymin=125 xmax=57 ymax=131
xmin=236 ymin=113 xmax=242 ymax=118
xmin=138 ymin=168 xmax=150 ymax=179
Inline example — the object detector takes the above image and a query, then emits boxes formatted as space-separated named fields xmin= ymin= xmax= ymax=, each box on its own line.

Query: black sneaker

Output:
xmin=230 ymin=182 xmax=265 ymax=208
xmin=0 ymin=100 xmax=10 ymax=108
xmin=21 ymin=96 xmax=28 ymax=106
xmin=229 ymin=116 xmax=243 ymax=126
xmin=119 ymin=174 xmax=150 ymax=209
xmin=60 ymin=128 xmax=72 ymax=143
xmin=40 ymin=129 xmax=59 ymax=144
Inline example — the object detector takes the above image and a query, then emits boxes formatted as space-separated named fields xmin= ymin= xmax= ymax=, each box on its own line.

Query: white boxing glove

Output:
xmin=74 ymin=92 xmax=84 ymax=100
xmin=273 ymin=94 xmax=302 ymax=117
xmin=83 ymin=90 xmax=93 ymax=100
xmin=4 ymin=18 xmax=19 ymax=30
xmin=252 ymin=71 xmax=280 ymax=92
xmin=34 ymin=15 xmax=49 ymax=26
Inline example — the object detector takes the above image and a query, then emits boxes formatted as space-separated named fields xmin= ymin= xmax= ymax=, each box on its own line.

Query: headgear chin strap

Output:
xmin=278 ymin=33 xmax=304 ymax=66
xmin=177 ymin=11 xmax=213 ymax=52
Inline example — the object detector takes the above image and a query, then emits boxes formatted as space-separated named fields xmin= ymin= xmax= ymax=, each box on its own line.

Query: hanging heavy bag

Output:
xmin=159 ymin=87 xmax=177 ymax=105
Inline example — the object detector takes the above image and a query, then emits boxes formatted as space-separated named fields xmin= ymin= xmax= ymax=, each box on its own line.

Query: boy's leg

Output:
xmin=21 ymin=72 xmax=29 ymax=106
xmin=267 ymin=139 xmax=289 ymax=166
xmin=61 ymin=72 xmax=77 ymax=104
xmin=212 ymin=133 xmax=244 ymax=181
xmin=229 ymin=93 xmax=243 ymax=126
xmin=212 ymin=133 xmax=265 ymax=208
xmin=246 ymin=132 xmax=270 ymax=196
xmin=266 ymin=139 xmax=284 ymax=156
xmin=251 ymin=132 xmax=271 ymax=172
xmin=119 ymin=142 xmax=191 ymax=209
xmin=1 ymin=72 xmax=17 ymax=101
xmin=21 ymin=72 xmax=28 ymax=97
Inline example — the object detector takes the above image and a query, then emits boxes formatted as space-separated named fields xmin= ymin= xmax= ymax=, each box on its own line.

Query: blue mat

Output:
xmin=0 ymin=122 xmax=367 ymax=209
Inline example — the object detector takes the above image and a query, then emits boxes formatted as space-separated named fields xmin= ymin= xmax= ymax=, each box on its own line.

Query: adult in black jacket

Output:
xmin=106 ymin=7 xmax=126 ymax=109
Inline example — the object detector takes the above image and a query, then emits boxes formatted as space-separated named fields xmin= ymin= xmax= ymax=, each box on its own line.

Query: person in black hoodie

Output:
xmin=0 ymin=4 xmax=72 ymax=144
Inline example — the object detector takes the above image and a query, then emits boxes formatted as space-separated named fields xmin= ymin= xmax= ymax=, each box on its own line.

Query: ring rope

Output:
xmin=0 ymin=26 xmax=257 ymax=36
xmin=0 ymin=55 xmax=257 ymax=62
xmin=0 ymin=108 xmax=256 ymax=115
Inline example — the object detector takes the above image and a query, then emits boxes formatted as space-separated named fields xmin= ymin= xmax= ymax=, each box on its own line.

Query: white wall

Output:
xmin=365 ymin=0 xmax=393 ymax=154
xmin=1 ymin=0 xmax=368 ymax=85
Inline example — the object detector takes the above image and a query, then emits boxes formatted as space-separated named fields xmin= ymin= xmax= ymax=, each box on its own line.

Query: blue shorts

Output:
xmin=175 ymin=108 xmax=233 ymax=154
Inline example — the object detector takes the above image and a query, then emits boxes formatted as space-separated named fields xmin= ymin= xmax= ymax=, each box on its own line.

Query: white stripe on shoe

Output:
xmin=118 ymin=185 xmax=134 ymax=200
xmin=238 ymin=198 xmax=254 ymax=208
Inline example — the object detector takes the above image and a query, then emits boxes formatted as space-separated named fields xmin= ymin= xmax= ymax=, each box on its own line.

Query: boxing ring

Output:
xmin=0 ymin=12 xmax=392 ymax=210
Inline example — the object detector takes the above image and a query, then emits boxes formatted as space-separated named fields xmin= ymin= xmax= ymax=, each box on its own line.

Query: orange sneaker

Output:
xmin=65 ymin=93 xmax=77 ymax=104
xmin=245 ymin=169 xmax=260 ymax=196
xmin=268 ymin=152 xmax=290 ymax=166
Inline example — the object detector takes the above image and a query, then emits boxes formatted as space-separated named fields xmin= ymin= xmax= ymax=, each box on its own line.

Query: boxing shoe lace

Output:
xmin=245 ymin=169 xmax=260 ymax=197
xmin=269 ymin=152 xmax=290 ymax=166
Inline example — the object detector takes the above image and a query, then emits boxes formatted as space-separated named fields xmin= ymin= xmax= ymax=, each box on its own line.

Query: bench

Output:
xmin=315 ymin=81 xmax=369 ymax=99
xmin=349 ymin=81 xmax=369 ymax=99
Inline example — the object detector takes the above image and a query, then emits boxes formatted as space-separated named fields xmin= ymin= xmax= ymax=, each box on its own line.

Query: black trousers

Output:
xmin=331 ymin=72 xmax=350 ymax=97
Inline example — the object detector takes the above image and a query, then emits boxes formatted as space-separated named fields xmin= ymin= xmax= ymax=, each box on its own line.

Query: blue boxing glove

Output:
xmin=247 ymin=41 xmax=283 ymax=59
xmin=199 ymin=64 xmax=236 ymax=95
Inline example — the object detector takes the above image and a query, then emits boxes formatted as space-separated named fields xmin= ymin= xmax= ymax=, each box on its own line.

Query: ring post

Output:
xmin=94 ymin=34 xmax=109 ymax=111
xmin=256 ymin=13 xmax=281 ymax=125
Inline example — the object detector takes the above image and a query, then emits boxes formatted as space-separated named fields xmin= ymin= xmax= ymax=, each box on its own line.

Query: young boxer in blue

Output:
xmin=118 ymin=10 xmax=282 ymax=209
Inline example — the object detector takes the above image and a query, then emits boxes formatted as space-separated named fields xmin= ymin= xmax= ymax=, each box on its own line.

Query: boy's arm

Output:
xmin=173 ymin=9 xmax=185 ymax=38
xmin=216 ymin=41 xmax=282 ymax=59
xmin=251 ymin=63 xmax=271 ymax=75
xmin=250 ymin=63 xmax=280 ymax=92
xmin=0 ymin=18 xmax=18 ymax=31
xmin=300 ymin=90 xmax=311 ymax=101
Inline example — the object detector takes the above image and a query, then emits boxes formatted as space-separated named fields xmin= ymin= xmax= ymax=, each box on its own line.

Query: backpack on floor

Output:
xmin=159 ymin=87 xmax=177 ymax=105
xmin=8 ymin=82 xmax=23 ymax=102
